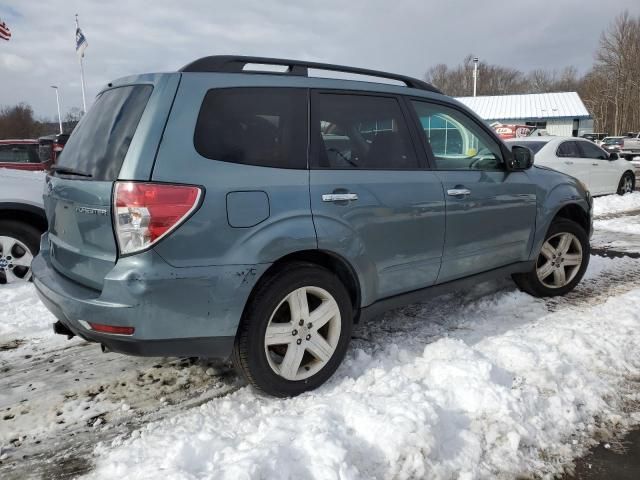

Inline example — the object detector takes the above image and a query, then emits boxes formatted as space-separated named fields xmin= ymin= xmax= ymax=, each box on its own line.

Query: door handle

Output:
xmin=322 ymin=193 xmax=358 ymax=202
xmin=564 ymin=161 xmax=574 ymax=165
xmin=592 ymin=163 xmax=599 ymax=166
xmin=447 ymin=188 xmax=471 ymax=196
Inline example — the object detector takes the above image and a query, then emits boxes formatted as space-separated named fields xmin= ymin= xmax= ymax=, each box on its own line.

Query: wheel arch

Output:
xmin=624 ymin=170 xmax=636 ymax=184
xmin=247 ymin=249 xmax=363 ymax=322
xmin=552 ymin=203 xmax=590 ymax=234
xmin=0 ymin=204 xmax=47 ymax=233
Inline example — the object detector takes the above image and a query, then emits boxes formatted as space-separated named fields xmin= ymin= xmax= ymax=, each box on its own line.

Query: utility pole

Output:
xmin=473 ymin=57 xmax=479 ymax=97
xmin=51 ymin=85 xmax=63 ymax=134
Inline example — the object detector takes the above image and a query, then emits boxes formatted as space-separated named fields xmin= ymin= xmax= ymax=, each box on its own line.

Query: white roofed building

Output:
xmin=455 ymin=92 xmax=593 ymax=137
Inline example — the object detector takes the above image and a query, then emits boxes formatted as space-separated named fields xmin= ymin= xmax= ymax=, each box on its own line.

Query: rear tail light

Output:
xmin=114 ymin=182 xmax=202 ymax=255
xmin=89 ymin=323 xmax=135 ymax=335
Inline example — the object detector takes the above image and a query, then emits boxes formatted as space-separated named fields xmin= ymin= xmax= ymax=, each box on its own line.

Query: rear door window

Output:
xmin=56 ymin=85 xmax=153 ymax=180
xmin=557 ymin=141 xmax=580 ymax=158
xmin=194 ymin=88 xmax=307 ymax=169
xmin=310 ymin=93 xmax=419 ymax=169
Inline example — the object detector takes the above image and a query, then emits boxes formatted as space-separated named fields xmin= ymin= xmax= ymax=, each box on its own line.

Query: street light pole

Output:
xmin=51 ymin=85 xmax=63 ymax=134
xmin=473 ymin=57 xmax=479 ymax=97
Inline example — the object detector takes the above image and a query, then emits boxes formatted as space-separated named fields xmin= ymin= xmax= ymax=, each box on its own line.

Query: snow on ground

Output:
xmin=1 ymin=192 xmax=640 ymax=480
xmin=595 ymin=214 xmax=640 ymax=236
xmin=82 ymin=255 xmax=640 ymax=480
xmin=593 ymin=191 xmax=640 ymax=217
xmin=0 ymin=284 xmax=60 ymax=340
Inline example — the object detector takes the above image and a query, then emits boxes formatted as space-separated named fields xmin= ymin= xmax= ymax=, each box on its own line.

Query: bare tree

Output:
xmin=424 ymin=12 xmax=640 ymax=135
xmin=0 ymin=103 xmax=49 ymax=139
xmin=579 ymin=11 xmax=639 ymax=134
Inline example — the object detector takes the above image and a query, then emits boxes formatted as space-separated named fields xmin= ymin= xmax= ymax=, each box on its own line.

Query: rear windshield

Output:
xmin=603 ymin=138 xmax=623 ymax=145
xmin=38 ymin=142 xmax=53 ymax=163
xmin=0 ymin=143 xmax=40 ymax=163
xmin=56 ymin=85 xmax=153 ymax=180
xmin=508 ymin=141 xmax=548 ymax=154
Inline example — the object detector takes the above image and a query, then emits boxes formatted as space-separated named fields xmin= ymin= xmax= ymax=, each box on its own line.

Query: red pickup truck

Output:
xmin=0 ymin=134 xmax=69 ymax=171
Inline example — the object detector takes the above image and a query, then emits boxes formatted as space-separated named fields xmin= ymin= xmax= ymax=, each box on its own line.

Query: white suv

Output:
xmin=0 ymin=168 xmax=46 ymax=283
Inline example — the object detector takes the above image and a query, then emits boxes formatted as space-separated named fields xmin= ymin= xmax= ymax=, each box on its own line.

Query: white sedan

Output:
xmin=506 ymin=136 xmax=636 ymax=196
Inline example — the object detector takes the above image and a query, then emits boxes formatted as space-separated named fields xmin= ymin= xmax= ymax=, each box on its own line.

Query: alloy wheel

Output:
xmin=623 ymin=175 xmax=634 ymax=193
xmin=0 ymin=235 xmax=34 ymax=284
xmin=536 ymin=232 xmax=583 ymax=289
xmin=264 ymin=286 xmax=341 ymax=381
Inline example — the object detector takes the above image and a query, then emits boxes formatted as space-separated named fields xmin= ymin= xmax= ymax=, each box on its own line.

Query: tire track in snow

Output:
xmin=0 ymin=340 xmax=242 ymax=480
xmin=594 ymin=208 xmax=640 ymax=221
xmin=545 ymin=257 xmax=640 ymax=312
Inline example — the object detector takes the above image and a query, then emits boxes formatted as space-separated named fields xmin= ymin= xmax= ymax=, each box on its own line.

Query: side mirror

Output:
xmin=609 ymin=152 xmax=619 ymax=160
xmin=507 ymin=145 xmax=534 ymax=171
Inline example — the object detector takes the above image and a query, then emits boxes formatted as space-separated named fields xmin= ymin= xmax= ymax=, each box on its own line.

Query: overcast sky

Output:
xmin=1 ymin=0 xmax=639 ymax=119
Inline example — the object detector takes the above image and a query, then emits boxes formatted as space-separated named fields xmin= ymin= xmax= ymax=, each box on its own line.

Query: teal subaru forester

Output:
xmin=32 ymin=56 xmax=592 ymax=396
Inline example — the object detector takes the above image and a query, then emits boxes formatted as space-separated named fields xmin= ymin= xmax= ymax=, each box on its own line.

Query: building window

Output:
xmin=525 ymin=121 xmax=547 ymax=129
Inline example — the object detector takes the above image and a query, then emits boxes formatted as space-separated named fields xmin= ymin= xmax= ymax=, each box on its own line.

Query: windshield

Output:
xmin=56 ymin=85 xmax=153 ymax=180
xmin=507 ymin=141 xmax=548 ymax=154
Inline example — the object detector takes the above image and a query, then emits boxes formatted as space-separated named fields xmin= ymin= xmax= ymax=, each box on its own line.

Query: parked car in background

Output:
xmin=630 ymin=157 xmax=640 ymax=181
xmin=0 ymin=139 xmax=43 ymax=171
xmin=581 ymin=133 xmax=609 ymax=145
xmin=601 ymin=136 xmax=625 ymax=154
xmin=33 ymin=56 xmax=593 ymax=397
xmin=0 ymin=135 xmax=69 ymax=172
xmin=38 ymin=133 xmax=70 ymax=166
xmin=0 ymin=168 xmax=46 ymax=284
xmin=506 ymin=136 xmax=635 ymax=196
xmin=619 ymin=132 xmax=640 ymax=160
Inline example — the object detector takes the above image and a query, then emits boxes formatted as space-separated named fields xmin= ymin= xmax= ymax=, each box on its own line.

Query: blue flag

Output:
xmin=76 ymin=27 xmax=87 ymax=57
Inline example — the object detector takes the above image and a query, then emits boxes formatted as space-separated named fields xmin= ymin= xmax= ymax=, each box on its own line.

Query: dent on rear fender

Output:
xmin=311 ymin=213 xmax=378 ymax=306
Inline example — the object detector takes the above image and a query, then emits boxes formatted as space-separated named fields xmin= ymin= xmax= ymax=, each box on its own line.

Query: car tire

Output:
xmin=0 ymin=220 xmax=41 ymax=284
xmin=233 ymin=262 xmax=353 ymax=397
xmin=512 ymin=219 xmax=589 ymax=297
xmin=617 ymin=171 xmax=635 ymax=195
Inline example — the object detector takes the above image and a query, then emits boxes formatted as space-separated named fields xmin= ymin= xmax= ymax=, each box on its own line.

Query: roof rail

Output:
xmin=179 ymin=55 xmax=441 ymax=93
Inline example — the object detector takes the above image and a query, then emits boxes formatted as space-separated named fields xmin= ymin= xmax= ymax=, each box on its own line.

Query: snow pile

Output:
xmin=0 ymin=283 xmax=56 ymax=339
xmin=593 ymin=191 xmax=640 ymax=217
xmin=88 ymin=256 xmax=640 ymax=480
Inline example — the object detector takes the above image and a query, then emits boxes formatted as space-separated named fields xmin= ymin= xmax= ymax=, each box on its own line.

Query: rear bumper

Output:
xmin=32 ymin=240 xmax=269 ymax=359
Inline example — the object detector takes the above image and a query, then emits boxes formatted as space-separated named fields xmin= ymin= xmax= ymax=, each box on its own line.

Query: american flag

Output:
xmin=0 ymin=19 xmax=11 ymax=41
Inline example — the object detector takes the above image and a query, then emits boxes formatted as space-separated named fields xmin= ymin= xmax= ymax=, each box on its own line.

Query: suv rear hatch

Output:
xmin=44 ymin=76 xmax=177 ymax=290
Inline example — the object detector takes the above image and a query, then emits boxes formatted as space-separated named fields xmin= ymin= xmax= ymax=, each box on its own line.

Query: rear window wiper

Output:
xmin=50 ymin=166 xmax=93 ymax=178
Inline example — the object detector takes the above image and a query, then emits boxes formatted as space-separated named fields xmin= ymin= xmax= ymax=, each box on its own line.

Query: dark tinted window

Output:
xmin=577 ymin=140 xmax=608 ymax=160
xmin=56 ymin=85 xmax=153 ymax=181
xmin=194 ymin=88 xmax=307 ymax=169
xmin=411 ymin=101 xmax=503 ymax=170
xmin=311 ymin=93 xmax=419 ymax=169
xmin=556 ymin=141 xmax=580 ymax=158
xmin=508 ymin=141 xmax=548 ymax=154
xmin=0 ymin=144 xmax=40 ymax=163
